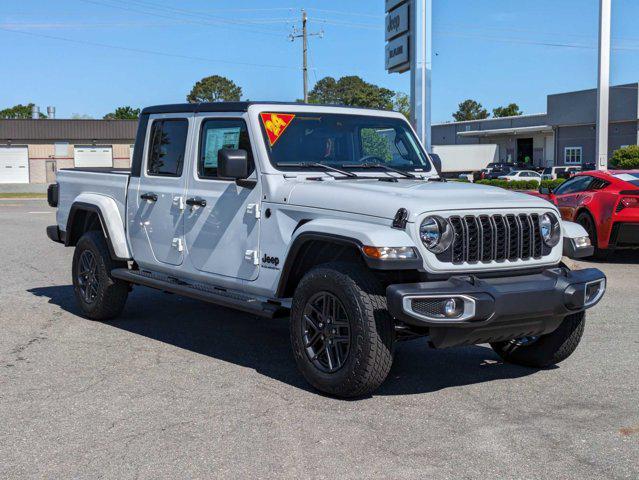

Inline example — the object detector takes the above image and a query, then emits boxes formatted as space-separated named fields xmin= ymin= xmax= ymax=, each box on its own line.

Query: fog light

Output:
xmin=444 ymin=298 xmax=462 ymax=318
xmin=403 ymin=295 xmax=477 ymax=322
xmin=584 ymin=278 xmax=606 ymax=307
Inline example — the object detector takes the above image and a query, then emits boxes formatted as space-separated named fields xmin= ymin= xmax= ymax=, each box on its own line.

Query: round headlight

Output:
xmin=540 ymin=213 xmax=560 ymax=247
xmin=420 ymin=216 xmax=454 ymax=253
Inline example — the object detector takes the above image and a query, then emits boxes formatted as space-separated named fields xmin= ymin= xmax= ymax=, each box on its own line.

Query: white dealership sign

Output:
xmin=385 ymin=0 xmax=432 ymax=151
xmin=385 ymin=34 xmax=409 ymax=72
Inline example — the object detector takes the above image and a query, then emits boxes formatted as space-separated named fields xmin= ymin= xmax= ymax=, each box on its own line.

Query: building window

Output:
xmin=54 ymin=142 xmax=69 ymax=157
xmin=564 ymin=147 xmax=582 ymax=164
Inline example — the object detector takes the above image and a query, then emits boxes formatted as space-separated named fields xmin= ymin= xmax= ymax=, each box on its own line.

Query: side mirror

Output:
xmin=539 ymin=186 xmax=553 ymax=195
xmin=218 ymin=148 xmax=249 ymax=179
xmin=429 ymin=153 xmax=442 ymax=175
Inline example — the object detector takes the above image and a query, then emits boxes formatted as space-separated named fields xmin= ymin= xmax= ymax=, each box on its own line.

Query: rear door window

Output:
xmin=147 ymin=119 xmax=188 ymax=177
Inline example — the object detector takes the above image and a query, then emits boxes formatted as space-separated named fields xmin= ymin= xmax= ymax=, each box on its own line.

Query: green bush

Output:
xmin=610 ymin=145 xmax=639 ymax=169
xmin=475 ymin=178 xmax=565 ymax=191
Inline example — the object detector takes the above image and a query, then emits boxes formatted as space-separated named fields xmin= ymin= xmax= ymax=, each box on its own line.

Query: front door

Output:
xmin=128 ymin=115 xmax=191 ymax=268
xmin=554 ymin=175 xmax=593 ymax=220
xmin=184 ymin=116 xmax=261 ymax=281
xmin=517 ymin=138 xmax=533 ymax=166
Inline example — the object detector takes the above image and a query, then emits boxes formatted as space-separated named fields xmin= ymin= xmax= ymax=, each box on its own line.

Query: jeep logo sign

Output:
xmin=385 ymin=3 xmax=409 ymax=41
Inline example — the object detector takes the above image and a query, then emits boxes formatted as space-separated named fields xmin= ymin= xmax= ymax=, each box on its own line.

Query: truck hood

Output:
xmin=285 ymin=179 xmax=555 ymax=221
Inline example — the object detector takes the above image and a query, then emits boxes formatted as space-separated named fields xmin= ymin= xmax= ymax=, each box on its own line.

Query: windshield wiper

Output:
xmin=341 ymin=162 xmax=417 ymax=179
xmin=275 ymin=162 xmax=358 ymax=178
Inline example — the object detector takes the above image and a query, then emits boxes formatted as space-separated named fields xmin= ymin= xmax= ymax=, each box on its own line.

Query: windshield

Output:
xmin=259 ymin=112 xmax=431 ymax=172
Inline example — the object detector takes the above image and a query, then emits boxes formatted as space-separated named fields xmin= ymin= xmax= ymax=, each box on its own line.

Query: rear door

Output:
xmin=183 ymin=114 xmax=261 ymax=281
xmin=554 ymin=176 xmax=593 ymax=220
xmin=128 ymin=115 xmax=192 ymax=268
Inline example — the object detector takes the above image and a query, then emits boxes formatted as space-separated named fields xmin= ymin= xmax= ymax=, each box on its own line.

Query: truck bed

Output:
xmin=56 ymin=168 xmax=130 ymax=234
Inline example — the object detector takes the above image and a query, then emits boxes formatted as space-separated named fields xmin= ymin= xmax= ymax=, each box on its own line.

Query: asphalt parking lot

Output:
xmin=1 ymin=199 xmax=637 ymax=479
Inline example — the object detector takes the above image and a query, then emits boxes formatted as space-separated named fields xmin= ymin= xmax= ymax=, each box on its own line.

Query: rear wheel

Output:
xmin=290 ymin=262 xmax=394 ymax=398
xmin=576 ymin=211 xmax=612 ymax=260
xmin=490 ymin=312 xmax=585 ymax=368
xmin=72 ymin=230 xmax=129 ymax=321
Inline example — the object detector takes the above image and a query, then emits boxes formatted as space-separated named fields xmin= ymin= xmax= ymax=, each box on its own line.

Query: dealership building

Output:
xmin=1 ymin=83 xmax=638 ymax=184
xmin=432 ymin=83 xmax=639 ymax=168
xmin=0 ymin=119 xmax=136 ymax=184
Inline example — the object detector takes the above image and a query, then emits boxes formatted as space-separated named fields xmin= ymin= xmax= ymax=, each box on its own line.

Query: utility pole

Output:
xmin=596 ymin=0 xmax=611 ymax=170
xmin=289 ymin=9 xmax=323 ymax=103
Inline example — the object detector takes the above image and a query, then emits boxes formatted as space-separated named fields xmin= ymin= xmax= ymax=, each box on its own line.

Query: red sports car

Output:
xmin=534 ymin=170 xmax=639 ymax=258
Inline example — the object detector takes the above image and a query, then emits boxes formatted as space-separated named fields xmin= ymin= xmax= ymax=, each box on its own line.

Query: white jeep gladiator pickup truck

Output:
xmin=46 ymin=102 xmax=606 ymax=397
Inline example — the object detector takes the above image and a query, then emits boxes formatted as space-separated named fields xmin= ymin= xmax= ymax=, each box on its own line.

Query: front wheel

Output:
xmin=290 ymin=263 xmax=394 ymax=398
xmin=72 ymin=230 xmax=129 ymax=321
xmin=490 ymin=312 xmax=585 ymax=368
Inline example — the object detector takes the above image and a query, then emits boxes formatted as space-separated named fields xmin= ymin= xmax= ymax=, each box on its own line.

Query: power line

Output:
xmin=77 ymin=0 xmax=288 ymax=37
xmin=0 ymin=26 xmax=299 ymax=70
xmin=307 ymin=8 xmax=383 ymax=19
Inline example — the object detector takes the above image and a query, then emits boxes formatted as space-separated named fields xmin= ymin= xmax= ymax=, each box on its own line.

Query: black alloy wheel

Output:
xmin=77 ymin=250 xmax=100 ymax=304
xmin=302 ymin=291 xmax=351 ymax=373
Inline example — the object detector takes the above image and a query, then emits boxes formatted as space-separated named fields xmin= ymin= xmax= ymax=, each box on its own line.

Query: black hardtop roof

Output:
xmin=141 ymin=102 xmax=394 ymax=115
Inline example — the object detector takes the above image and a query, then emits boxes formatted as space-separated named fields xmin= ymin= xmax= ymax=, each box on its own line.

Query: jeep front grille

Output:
xmin=439 ymin=213 xmax=547 ymax=264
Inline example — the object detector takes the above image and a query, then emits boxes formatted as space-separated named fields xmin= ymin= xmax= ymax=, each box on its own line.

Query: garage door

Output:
xmin=0 ymin=147 xmax=29 ymax=184
xmin=74 ymin=146 xmax=113 ymax=168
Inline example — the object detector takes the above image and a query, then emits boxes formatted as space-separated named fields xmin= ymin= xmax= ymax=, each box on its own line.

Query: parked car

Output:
xmin=534 ymin=170 xmax=639 ymax=258
xmin=485 ymin=163 xmax=515 ymax=179
xmin=498 ymin=170 xmax=542 ymax=183
xmin=46 ymin=102 xmax=605 ymax=397
xmin=542 ymin=166 xmax=569 ymax=180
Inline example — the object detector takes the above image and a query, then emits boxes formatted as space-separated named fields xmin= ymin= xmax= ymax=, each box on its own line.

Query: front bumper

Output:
xmin=387 ymin=267 xmax=606 ymax=348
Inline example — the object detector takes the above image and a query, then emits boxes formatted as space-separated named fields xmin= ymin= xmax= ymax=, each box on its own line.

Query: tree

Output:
xmin=0 ymin=103 xmax=46 ymax=119
xmin=187 ymin=75 xmax=242 ymax=103
xmin=492 ymin=103 xmax=522 ymax=118
xmin=103 ymin=106 xmax=140 ymax=120
xmin=393 ymin=92 xmax=410 ymax=119
xmin=308 ymin=75 xmax=395 ymax=110
xmin=610 ymin=145 xmax=639 ymax=169
xmin=72 ymin=113 xmax=94 ymax=119
xmin=452 ymin=99 xmax=489 ymax=122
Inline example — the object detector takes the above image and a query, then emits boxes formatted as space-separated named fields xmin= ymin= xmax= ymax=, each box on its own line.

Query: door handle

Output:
xmin=140 ymin=192 xmax=158 ymax=202
xmin=186 ymin=197 xmax=207 ymax=208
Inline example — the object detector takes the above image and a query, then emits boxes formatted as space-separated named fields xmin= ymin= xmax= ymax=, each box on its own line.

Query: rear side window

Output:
xmin=147 ymin=119 xmax=188 ymax=177
xmin=554 ymin=175 xmax=592 ymax=195
xmin=198 ymin=118 xmax=253 ymax=179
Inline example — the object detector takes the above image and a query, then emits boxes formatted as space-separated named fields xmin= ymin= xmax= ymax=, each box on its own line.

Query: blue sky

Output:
xmin=1 ymin=0 xmax=639 ymax=122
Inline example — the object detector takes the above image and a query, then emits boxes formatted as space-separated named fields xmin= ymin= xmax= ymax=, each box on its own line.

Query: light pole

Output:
xmin=409 ymin=0 xmax=432 ymax=152
xmin=596 ymin=0 xmax=611 ymax=170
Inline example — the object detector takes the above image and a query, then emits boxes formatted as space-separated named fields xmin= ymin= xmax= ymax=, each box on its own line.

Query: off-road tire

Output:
xmin=290 ymin=262 xmax=395 ymax=398
xmin=72 ymin=230 xmax=129 ymax=321
xmin=575 ymin=211 xmax=612 ymax=260
xmin=490 ymin=311 xmax=585 ymax=368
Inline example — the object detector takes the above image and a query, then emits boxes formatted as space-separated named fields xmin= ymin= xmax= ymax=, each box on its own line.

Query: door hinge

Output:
xmin=244 ymin=249 xmax=259 ymax=265
xmin=173 ymin=196 xmax=185 ymax=211
xmin=246 ymin=203 xmax=261 ymax=219
xmin=172 ymin=237 xmax=184 ymax=252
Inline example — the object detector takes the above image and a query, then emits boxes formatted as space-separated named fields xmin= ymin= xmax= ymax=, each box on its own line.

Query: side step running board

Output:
xmin=111 ymin=268 xmax=284 ymax=319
